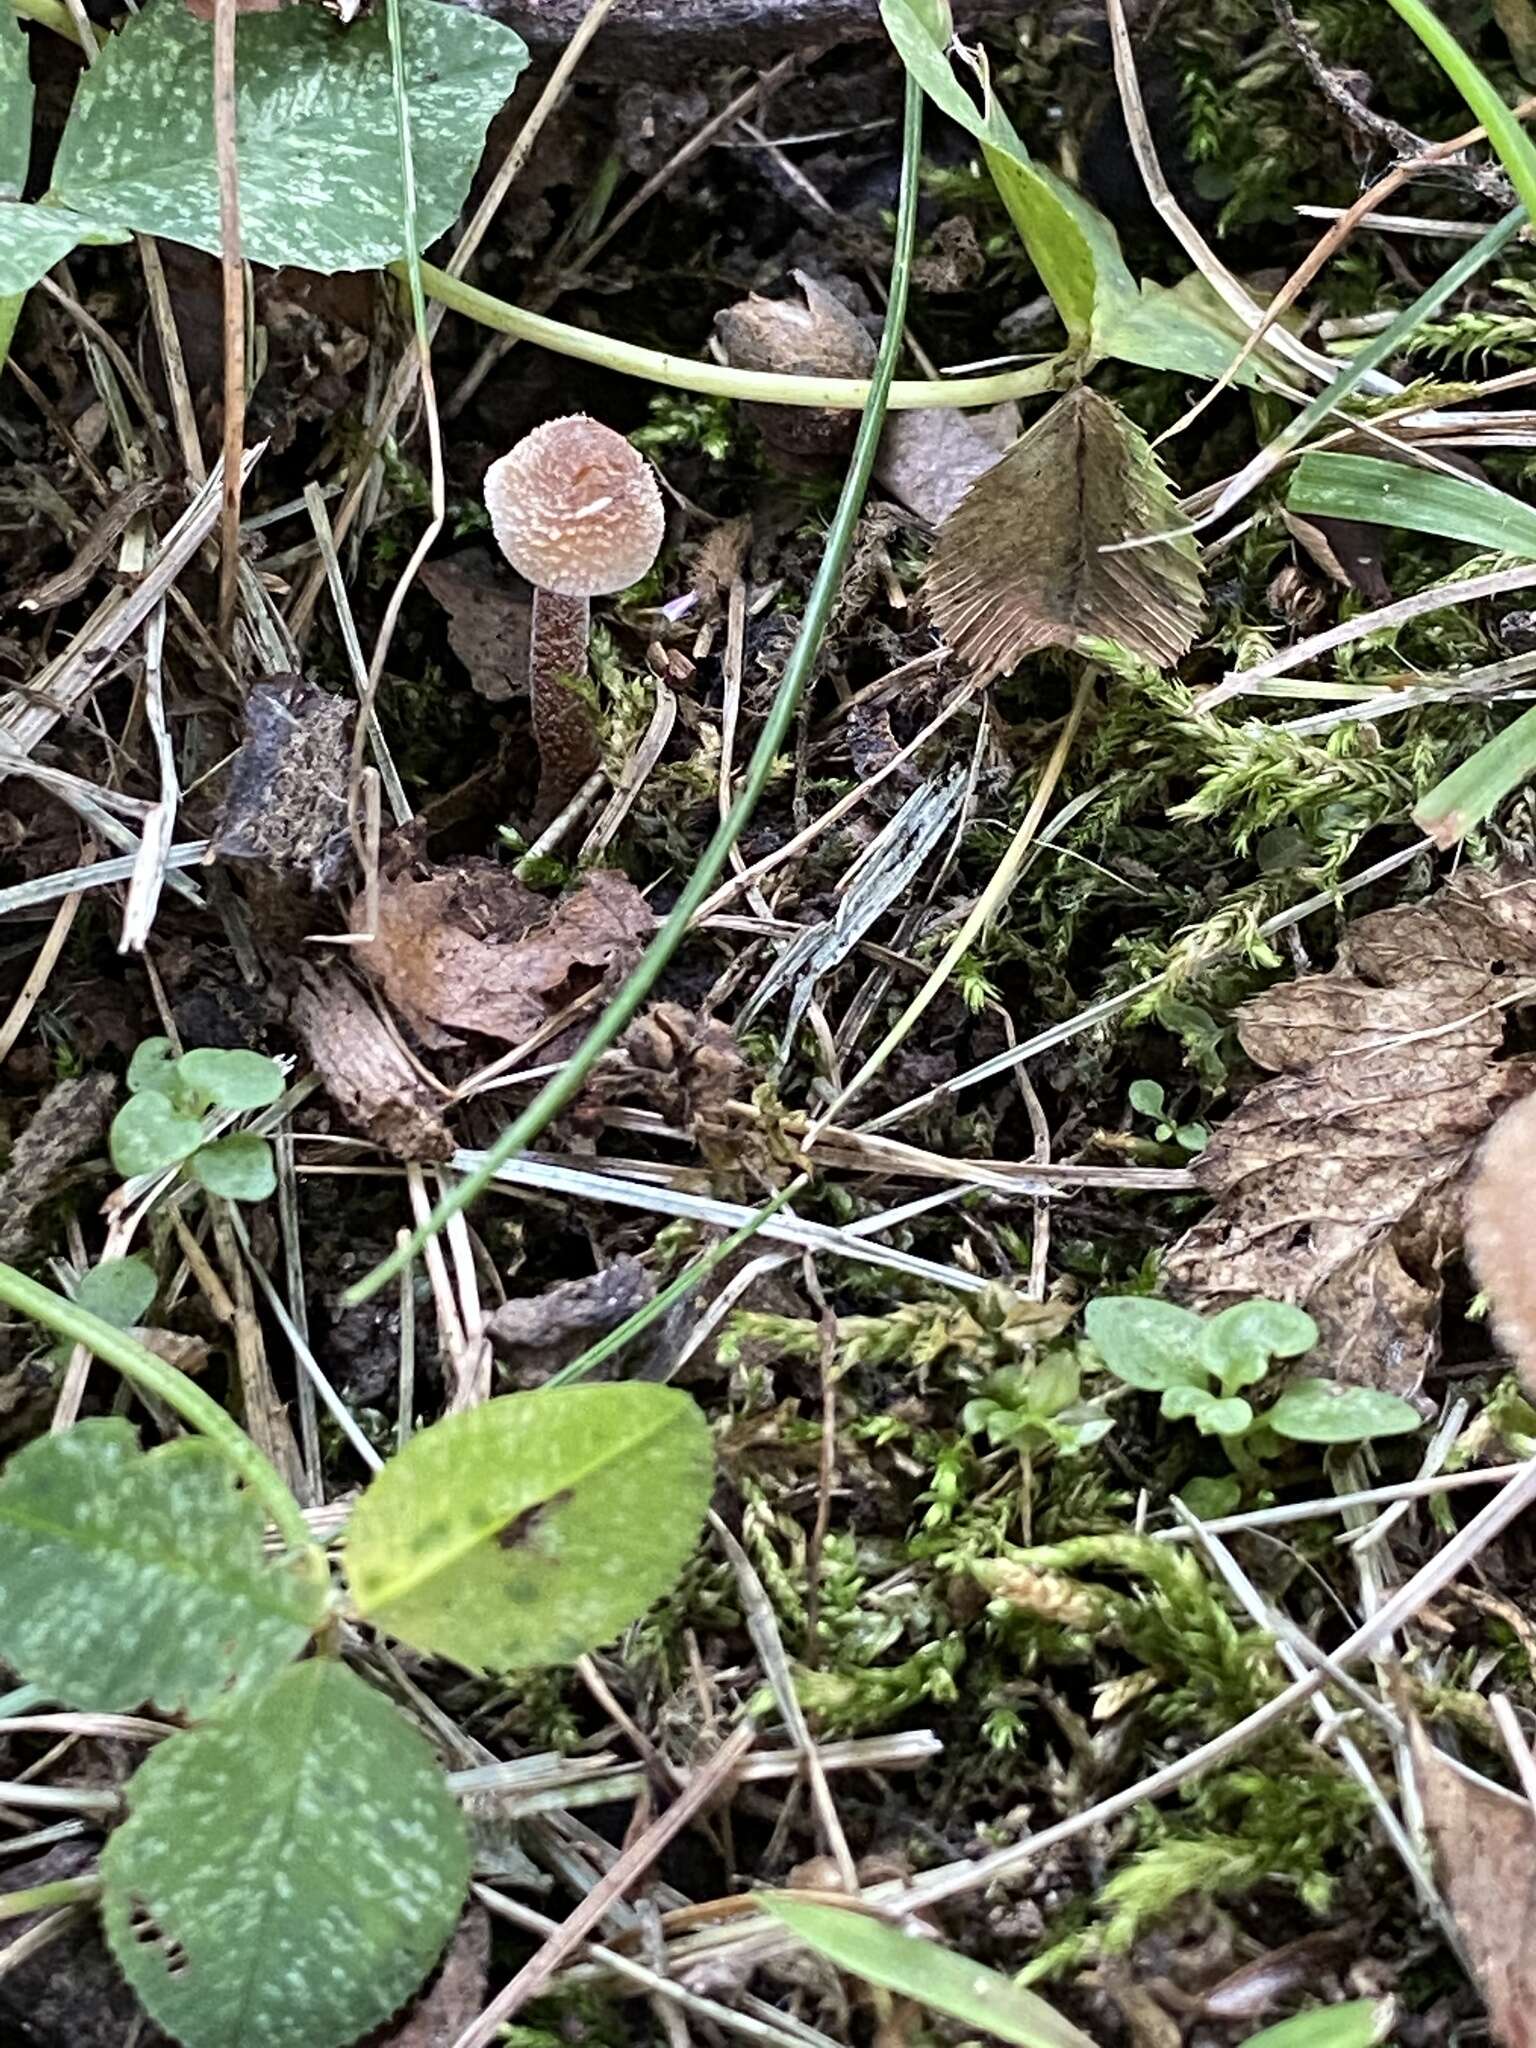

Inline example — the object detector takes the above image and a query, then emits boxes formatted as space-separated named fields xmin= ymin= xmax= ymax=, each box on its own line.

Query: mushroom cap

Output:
xmin=483 ymin=414 xmax=666 ymax=598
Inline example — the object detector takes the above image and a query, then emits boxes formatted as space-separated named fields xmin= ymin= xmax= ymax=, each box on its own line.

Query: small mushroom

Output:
xmin=483 ymin=415 xmax=665 ymax=827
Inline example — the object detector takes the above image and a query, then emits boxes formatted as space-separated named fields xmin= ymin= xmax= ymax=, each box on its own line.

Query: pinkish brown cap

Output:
xmin=483 ymin=414 xmax=665 ymax=599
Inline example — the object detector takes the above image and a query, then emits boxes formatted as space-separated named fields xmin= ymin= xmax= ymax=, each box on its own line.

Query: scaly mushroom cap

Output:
xmin=483 ymin=415 xmax=665 ymax=599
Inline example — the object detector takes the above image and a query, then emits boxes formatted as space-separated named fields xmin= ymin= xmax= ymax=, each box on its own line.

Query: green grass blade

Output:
xmin=758 ymin=1895 xmax=1101 ymax=2048
xmin=1414 ymin=699 xmax=1536 ymax=845
xmin=1239 ymin=1997 xmax=1395 ymax=2048
xmin=1289 ymin=451 xmax=1536 ymax=558
xmin=344 ymin=71 xmax=925 ymax=1307
xmin=1386 ymin=0 xmax=1536 ymax=215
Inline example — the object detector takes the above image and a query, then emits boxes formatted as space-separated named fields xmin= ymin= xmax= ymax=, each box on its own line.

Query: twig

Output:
xmin=213 ymin=0 xmax=245 ymax=650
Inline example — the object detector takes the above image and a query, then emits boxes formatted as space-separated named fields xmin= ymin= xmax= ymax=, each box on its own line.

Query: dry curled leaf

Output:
xmin=419 ymin=551 xmax=528 ymax=704
xmin=873 ymin=401 xmax=1018 ymax=528
xmin=214 ymin=675 xmax=353 ymax=891
xmin=1464 ymin=1087 xmax=1536 ymax=1399
xmin=923 ymin=385 xmax=1204 ymax=681
xmin=1168 ymin=864 xmax=1536 ymax=1395
xmin=290 ymin=967 xmax=451 ymax=1163
xmin=715 ymin=270 xmax=874 ymax=464
xmin=1411 ymin=1721 xmax=1536 ymax=2048
xmin=354 ymin=860 xmax=654 ymax=1051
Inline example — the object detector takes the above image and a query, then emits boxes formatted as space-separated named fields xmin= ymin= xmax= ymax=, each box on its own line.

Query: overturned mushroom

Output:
xmin=483 ymin=415 xmax=665 ymax=826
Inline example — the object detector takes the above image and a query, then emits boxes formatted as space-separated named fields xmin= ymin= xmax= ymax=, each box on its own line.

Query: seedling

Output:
xmin=1127 ymin=1078 xmax=1208 ymax=1155
xmin=0 ymin=1261 xmax=715 ymax=2048
xmin=110 ymin=1039 xmax=285 ymax=1202
xmin=963 ymin=1345 xmax=1113 ymax=1461
xmin=1085 ymin=1295 xmax=1423 ymax=1485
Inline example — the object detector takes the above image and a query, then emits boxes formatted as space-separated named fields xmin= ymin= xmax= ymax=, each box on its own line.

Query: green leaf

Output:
xmin=127 ymin=1036 xmax=181 ymax=1096
xmin=1197 ymin=1299 xmax=1317 ymax=1396
xmin=190 ymin=1133 xmax=276 ymax=1203
xmin=2 ymin=3 xmax=33 ymax=199
xmin=1084 ymin=1297 xmax=1208 ymax=1392
xmin=924 ymin=386 xmax=1204 ymax=681
xmin=758 ymin=1894 xmax=1102 ymax=2048
xmin=0 ymin=198 xmax=125 ymax=298
xmin=1178 ymin=1476 xmax=1242 ymax=1519
xmin=49 ymin=0 xmax=528 ymax=274
xmin=75 ymin=1256 xmax=158 ymax=1329
xmin=176 ymin=1047 xmax=284 ymax=1112
xmin=110 ymin=1090 xmax=206 ymax=1178
xmin=346 ymin=1384 xmax=712 ymax=1671
xmin=1159 ymin=1383 xmax=1221 ymax=1423
xmin=1289 ymin=451 xmax=1536 ymax=560
xmin=1386 ymin=0 xmax=1536 ymax=218
xmin=0 ymin=1418 xmax=325 ymax=1715
xmin=1239 ymin=1997 xmax=1396 ymax=2048
xmin=101 ymin=1660 xmax=469 ymax=2048
xmin=1415 ymin=701 xmax=1536 ymax=847
xmin=1194 ymin=1394 xmax=1255 ymax=1437
xmin=1265 ymin=1380 xmax=1423 ymax=1444
xmin=1128 ymin=1079 xmax=1165 ymax=1118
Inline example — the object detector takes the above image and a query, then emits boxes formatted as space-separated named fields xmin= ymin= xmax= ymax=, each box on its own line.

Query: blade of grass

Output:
xmin=1386 ymin=0 xmax=1536 ymax=214
xmin=1413 ymin=699 xmax=1536 ymax=844
xmin=1238 ymin=1999 xmax=1396 ymax=2048
xmin=1288 ymin=450 xmax=1536 ymax=557
xmin=757 ymin=1895 xmax=1101 ymax=2048
xmin=345 ymin=69 xmax=926 ymax=1308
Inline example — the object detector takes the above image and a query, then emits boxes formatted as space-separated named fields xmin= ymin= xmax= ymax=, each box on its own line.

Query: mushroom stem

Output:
xmin=529 ymin=586 xmax=601 ymax=829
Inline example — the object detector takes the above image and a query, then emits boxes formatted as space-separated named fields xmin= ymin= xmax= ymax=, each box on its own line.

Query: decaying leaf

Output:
xmin=716 ymin=270 xmax=874 ymax=464
xmin=485 ymin=1257 xmax=654 ymax=1386
xmin=1411 ymin=1720 xmax=1536 ymax=2048
xmin=0 ymin=1072 xmax=115 ymax=1265
xmin=1168 ymin=864 xmax=1536 ymax=1395
xmin=1464 ymin=1087 xmax=1536 ymax=1399
xmin=214 ymin=674 xmax=353 ymax=891
xmin=873 ymin=401 xmax=1018 ymax=527
xmin=923 ymin=384 xmax=1204 ymax=680
xmin=419 ymin=550 xmax=528 ymax=703
xmin=290 ymin=966 xmax=451 ymax=1163
xmin=354 ymin=859 xmax=654 ymax=1050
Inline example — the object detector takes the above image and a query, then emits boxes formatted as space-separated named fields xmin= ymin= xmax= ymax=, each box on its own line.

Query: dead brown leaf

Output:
xmin=354 ymin=860 xmax=655 ymax=1051
xmin=290 ymin=967 xmax=451 ymax=1163
xmin=715 ymin=270 xmax=873 ymax=465
xmin=923 ymin=386 xmax=1204 ymax=681
xmin=420 ymin=551 xmax=528 ymax=704
xmin=873 ymin=401 xmax=1018 ymax=527
xmin=0 ymin=1073 xmax=115 ymax=1265
xmin=1411 ymin=1721 xmax=1536 ymax=2048
xmin=1464 ymin=1086 xmax=1536 ymax=1398
xmin=1168 ymin=864 xmax=1536 ymax=1395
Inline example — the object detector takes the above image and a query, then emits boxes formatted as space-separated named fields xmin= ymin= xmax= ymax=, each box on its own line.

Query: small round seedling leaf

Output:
xmin=127 ymin=1035 xmax=180 ymax=1096
xmin=1178 ymin=1476 xmax=1242 ymax=1520
xmin=111 ymin=1090 xmax=204 ymax=1178
xmin=1084 ymin=1297 xmax=1207 ymax=1392
xmin=101 ymin=1660 xmax=469 ymax=2048
xmin=1128 ymin=1078 xmax=1165 ymax=1118
xmin=1160 ymin=1383 xmax=1219 ymax=1423
xmin=175 ymin=1047 xmax=284 ymax=1113
xmin=75 ymin=1256 xmax=158 ymax=1329
xmin=1195 ymin=1395 xmax=1255 ymax=1438
xmin=1265 ymin=1380 xmax=1423 ymax=1445
xmin=0 ymin=1418 xmax=326 ymax=1714
xmin=190 ymin=1132 xmax=276 ymax=1203
xmin=1198 ymin=1299 xmax=1317 ymax=1394
xmin=345 ymin=1384 xmax=713 ymax=1671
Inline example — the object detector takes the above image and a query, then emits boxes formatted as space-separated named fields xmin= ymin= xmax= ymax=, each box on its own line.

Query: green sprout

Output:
xmin=110 ymin=1040 xmax=286 ymax=1204
xmin=962 ymin=1344 xmax=1113 ymax=1461
xmin=1128 ymin=1077 xmax=1209 ymax=1155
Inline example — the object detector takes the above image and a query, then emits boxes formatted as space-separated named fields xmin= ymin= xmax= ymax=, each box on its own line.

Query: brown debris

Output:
xmin=623 ymin=1002 xmax=746 ymax=1169
xmin=1168 ymin=864 xmax=1536 ymax=1395
xmin=485 ymin=1257 xmax=655 ymax=1386
xmin=370 ymin=1907 xmax=490 ymax=2048
xmin=214 ymin=675 xmax=354 ymax=892
xmin=715 ymin=270 xmax=874 ymax=464
xmin=353 ymin=860 xmax=655 ymax=1051
xmin=0 ymin=1072 xmax=115 ymax=1266
xmin=290 ymin=967 xmax=452 ymax=1163
xmin=1465 ymin=1087 xmax=1536 ymax=1400
xmin=872 ymin=401 xmax=1018 ymax=528
xmin=419 ymin=550 xmax=528 ymax=703
xmin=1412 ymin=1722 xmax=1536 ymax=2048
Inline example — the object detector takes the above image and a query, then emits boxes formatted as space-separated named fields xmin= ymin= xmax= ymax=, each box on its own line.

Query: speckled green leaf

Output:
xmin=49 ymin=0 xmax=527 ymax=274
xmin=345 ymin=1385 xmax=713 ymax=1671
xmin=101 ymin=1660 xmax=469 ymax=2048
xmin=2 ymin=4 xmax=32 ymax=199
xmin=1084 ymin=1297 xmax=1206 ymax=1393
xmin=1265 ymin=1379 xmax=1423 ymax=1445
xmin=0 ymin=1418 xmax=326 ymax=1715
xmin=0 ymin=199 xmax=127 ymax=297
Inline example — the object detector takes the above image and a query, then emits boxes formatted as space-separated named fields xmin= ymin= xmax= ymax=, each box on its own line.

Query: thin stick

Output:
xmin=452 ymin=1721 xmax=756 ymax=2048
xmin=213 ymin=0 xmax=245 ymax=650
